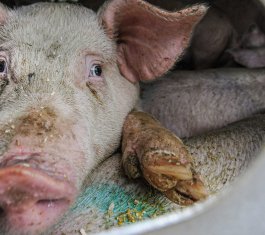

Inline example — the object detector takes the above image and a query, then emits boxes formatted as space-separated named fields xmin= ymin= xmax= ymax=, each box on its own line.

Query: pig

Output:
xmin=141 ymin=68 xmax=265 ymax=138
xmin=0 ymin=0 xmax=207 ymax=234
xmin=178 ymin=5 xmax=238 ymax=69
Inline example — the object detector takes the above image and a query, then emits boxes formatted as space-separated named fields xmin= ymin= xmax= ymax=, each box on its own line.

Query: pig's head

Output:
xmin=0 ymin=1 xmax=206 ymax=234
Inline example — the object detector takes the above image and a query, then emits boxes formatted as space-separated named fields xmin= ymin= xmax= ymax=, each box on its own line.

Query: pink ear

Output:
xmin=99 ymin=0 xmax=207 ymax=82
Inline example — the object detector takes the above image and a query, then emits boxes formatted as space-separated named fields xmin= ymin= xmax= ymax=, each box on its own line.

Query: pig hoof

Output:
xmin=141 ymin=150 xmax=208 ymax=205
xmin=122 ymin=149 xmax=141 ymax=179
xmin=164 ymin=173 xmax=208 ymax=205
xmin=121 ymin=111 xmax=208 ymax=205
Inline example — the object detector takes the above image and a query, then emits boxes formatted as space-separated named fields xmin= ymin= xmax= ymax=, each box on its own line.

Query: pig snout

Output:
xmin=0 ymin=165 xmax=76 ymax=233
xmin=0 ymin=108 xmax=80 ymax=234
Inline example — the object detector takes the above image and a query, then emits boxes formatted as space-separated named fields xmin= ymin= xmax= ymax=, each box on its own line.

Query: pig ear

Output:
xmin=0 ymin=3 xmax=8 ymax=25
xmin=99 ymin=0 xmax=207 ymax=82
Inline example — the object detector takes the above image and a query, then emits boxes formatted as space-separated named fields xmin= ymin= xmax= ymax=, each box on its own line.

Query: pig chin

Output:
xmin=0 ymin=141 xmax=79 ymax=234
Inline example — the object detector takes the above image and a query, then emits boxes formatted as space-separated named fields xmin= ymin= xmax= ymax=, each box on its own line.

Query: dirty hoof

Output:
xmin=122 ymin=148 xmax=141 ymax=179
xmin=122 ymin=111 xmax=208 ymax=205
xmin=164 ymin=172 xmax=208 ymax=205
xmin=140 ymin=146 xmax=208 ymax=205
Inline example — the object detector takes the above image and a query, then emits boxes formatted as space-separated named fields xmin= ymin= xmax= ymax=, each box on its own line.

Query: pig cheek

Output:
xmin=67 ymin=124 xmax=96 ymax=188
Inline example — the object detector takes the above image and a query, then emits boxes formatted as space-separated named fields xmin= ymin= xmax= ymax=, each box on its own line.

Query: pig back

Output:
xmin=141 ymin=68 xmax=265 ymax=138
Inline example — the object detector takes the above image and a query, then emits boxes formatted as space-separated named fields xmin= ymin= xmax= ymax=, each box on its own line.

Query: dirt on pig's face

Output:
xmin=0 ymin=3 xmax=138 ymax=234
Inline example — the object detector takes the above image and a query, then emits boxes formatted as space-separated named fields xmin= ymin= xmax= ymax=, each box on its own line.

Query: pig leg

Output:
xmin=228 ymin=47 xmax=265 ymax=68
xmin=240 ymin=24 xmax=265 ymax=48
xmin=227 ymin=24 xmax=265 ymax=68
xmin=121 ymin=111 xmax=208 ymax=206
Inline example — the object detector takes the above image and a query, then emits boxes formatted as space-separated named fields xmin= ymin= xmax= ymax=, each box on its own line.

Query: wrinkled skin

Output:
xmin=0 ymin=1 xmax=207 ymax=234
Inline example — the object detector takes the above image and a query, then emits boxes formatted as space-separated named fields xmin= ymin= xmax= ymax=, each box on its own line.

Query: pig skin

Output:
xmin=141 ymin=68 xmax=265 ymax=138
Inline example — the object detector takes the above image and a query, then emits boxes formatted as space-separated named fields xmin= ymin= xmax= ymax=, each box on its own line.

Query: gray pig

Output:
xmin=0 ymin=0 xmax=207 ymax=234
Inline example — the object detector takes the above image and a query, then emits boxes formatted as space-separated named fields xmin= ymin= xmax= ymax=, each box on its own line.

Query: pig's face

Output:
xmin=0 ymin=1 xmax=206 ymax=234
xmin=0 ymin=3 xmax=138 ymax=234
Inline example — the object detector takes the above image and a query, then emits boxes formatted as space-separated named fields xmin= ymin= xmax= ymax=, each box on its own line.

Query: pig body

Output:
xmin=141 ymin=68 xmax=265 ymax=137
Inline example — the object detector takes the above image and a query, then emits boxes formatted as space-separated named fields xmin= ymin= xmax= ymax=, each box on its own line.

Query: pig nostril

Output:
xmin=36 ymin=198 xmax=68 ymax=208
xmin=0 ymin=207 xmax=4 ymax=217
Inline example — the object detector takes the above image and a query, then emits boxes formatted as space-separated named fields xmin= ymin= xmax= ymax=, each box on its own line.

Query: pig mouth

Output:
xmin=0 ymin=152 xmax=45 ymax=168
xmin=0 ymin=152 xmax=71 ymax=181
xmin=0 ymin=156 xmax=77 ymax=233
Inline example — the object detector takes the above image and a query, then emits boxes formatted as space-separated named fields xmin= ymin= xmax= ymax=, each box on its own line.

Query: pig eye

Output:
xmin=0 ymin=58 xmax=7 ymax=76
xmin=89 ymin=64 xmax=102 ymax=77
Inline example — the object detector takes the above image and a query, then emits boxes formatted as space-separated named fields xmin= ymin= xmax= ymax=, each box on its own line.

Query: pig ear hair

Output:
xmin=0 ymin=3 xmax=9 ymax=25
xmin=99 ymin=0 xmax=208 ymax=83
